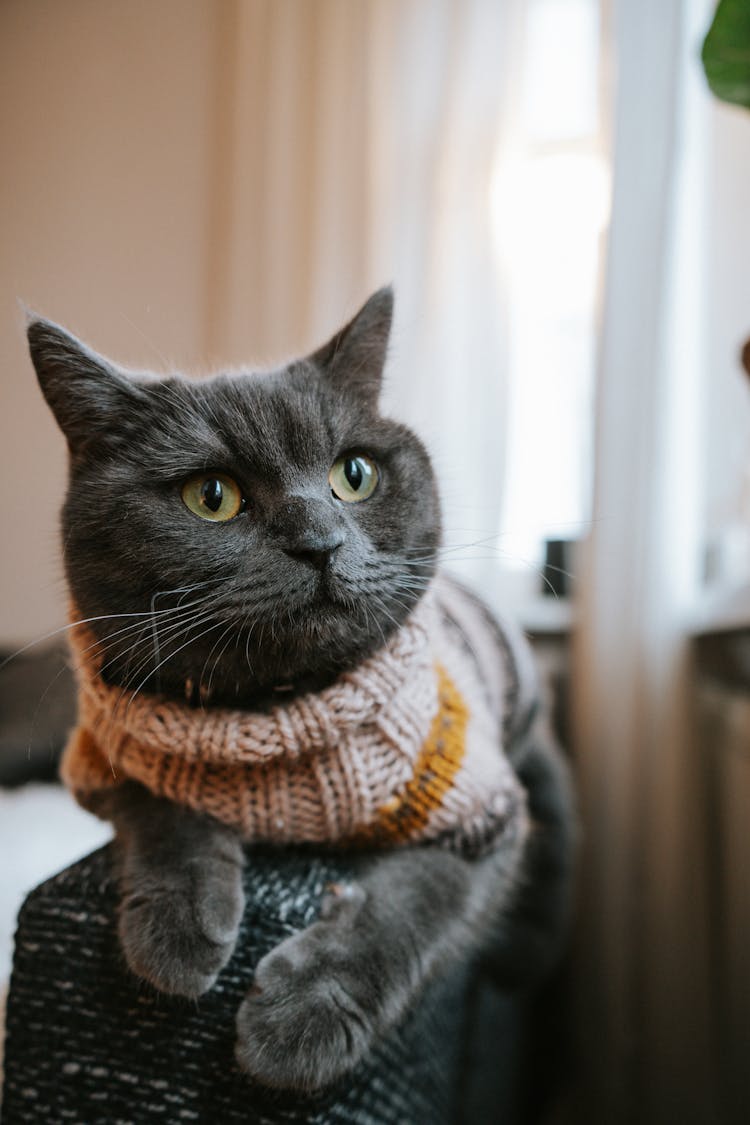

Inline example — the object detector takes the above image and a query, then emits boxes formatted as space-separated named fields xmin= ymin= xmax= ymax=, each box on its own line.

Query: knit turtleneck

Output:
xmin=61 ymin=577 xmax=536 ymax=856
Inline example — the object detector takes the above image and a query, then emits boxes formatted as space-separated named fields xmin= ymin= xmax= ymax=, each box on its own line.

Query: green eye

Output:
xmin=181 ymin=473 xmax=244 ymax=522
xmin=329 ymin=454 xmax=379 ymax=503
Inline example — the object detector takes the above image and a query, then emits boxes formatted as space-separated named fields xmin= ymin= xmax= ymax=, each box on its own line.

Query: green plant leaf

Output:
xmin=702 ymin=0 xmax=750 ymax=110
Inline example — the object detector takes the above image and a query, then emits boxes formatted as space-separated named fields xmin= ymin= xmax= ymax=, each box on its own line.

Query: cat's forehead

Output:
xmin=146 ymin=362 xmax=366 ymax=479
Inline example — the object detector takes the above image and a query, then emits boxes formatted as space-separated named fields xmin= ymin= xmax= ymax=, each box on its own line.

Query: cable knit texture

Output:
xmin=61 ymin=578 xmax=534 ymax=855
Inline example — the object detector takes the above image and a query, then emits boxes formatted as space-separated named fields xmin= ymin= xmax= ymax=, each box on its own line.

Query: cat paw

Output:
xmin=235 ymin=917 xmax=376 ymax=1091
xmin=118 ymin=860 xmax=245 ymax=998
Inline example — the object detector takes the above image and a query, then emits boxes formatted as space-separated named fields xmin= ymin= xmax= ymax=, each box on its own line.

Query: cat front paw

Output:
xmin=118 ymin=859 xmax=245 ymax=999
xmin=235 ymin=916 xmax=378 ymax=1092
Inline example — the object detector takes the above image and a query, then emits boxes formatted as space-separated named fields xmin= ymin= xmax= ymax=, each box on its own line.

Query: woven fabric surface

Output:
xmin=0 ymin=845 xmax=499 ymax=1125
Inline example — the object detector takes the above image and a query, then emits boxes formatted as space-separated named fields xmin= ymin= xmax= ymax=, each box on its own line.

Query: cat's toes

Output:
xmin=235 ymin=927 xmax=375 ymax=1091
xmin=319 ymin=880 xmax=366 ymax=920
xmin=119 ymin=866 xmax=244 ymax=999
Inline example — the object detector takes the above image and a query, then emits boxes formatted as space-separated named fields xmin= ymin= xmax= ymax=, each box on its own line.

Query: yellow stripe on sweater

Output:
xmin=349 ymin=664 xmax=468 ymax=847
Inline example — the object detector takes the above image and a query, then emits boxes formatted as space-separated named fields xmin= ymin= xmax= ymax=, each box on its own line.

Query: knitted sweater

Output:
xmin=61 ymin=577 xmax=538 ymax=855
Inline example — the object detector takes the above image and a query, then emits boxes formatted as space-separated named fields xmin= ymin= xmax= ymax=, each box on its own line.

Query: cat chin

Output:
xmin=260 ymin=573 xmax=379 ymax=623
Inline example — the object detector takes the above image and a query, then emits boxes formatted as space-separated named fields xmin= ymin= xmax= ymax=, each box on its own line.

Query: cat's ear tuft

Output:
xmin=311 ymin=286 xmax=394 ymax=406
xmin=27 ymin=317 xmax=144 ymax=452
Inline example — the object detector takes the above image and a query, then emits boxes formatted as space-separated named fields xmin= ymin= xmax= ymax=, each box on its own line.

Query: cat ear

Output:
xmin=311 ymin=286 xmax=394 ymax=406
xmin=27 ymin=317 xmax=145 ymax=452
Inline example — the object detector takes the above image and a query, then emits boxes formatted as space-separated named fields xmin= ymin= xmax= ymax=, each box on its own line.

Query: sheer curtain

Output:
xmin=574 ymin=0 xmax=716 ymax=1120
xmin=203 ymin=0 xmax=523 ymax=597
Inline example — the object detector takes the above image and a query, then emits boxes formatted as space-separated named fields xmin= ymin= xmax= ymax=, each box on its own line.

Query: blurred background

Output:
xmin=1 ymin=0 xmax=750 ymax=1121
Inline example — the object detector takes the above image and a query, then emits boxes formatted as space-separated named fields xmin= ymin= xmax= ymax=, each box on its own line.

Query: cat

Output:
xmin=27 ymin=288 xmax=574 ymax=1092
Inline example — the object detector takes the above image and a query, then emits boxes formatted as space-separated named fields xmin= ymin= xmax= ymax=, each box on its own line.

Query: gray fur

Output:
xmin=28 ymin=288 xmax=573 ymax=1092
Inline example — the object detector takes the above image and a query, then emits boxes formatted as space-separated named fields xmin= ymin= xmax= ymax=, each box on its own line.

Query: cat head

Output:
xmin=28 ymin=289 xmax=441 ymax=705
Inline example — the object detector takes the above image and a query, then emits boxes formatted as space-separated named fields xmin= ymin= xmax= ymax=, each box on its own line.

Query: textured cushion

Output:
xmin=1 ymin=846 xmax=524 ymax=1124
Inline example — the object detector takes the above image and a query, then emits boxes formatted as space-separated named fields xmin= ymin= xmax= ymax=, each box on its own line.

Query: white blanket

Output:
xmin=0 ymin=783 xmax=111 ymax=981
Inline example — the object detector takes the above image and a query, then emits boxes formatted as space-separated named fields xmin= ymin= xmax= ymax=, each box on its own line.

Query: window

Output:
xmin=491 ymin=0 xmax=609 ymax=577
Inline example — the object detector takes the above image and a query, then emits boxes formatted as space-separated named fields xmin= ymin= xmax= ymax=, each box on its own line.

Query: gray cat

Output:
xmin=27 ymin=288 xmax=573 ymax=1092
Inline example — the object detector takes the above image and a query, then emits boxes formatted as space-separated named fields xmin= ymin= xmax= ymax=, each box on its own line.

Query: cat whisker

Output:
xmin=119 ymin=615 xmax=228 ymax=726
xmin=71 ymin=594 xmax=221 ymax=679
xmin=0 ymin=609 xmax=191 ymax=675
xmin=365 ymin=591 xmax=402 ymax=638
xmin=243 ymin=616 xmax=257 ymax=677
xmin=114 ymin=600 xmax=222 ymax=692
xmin=202 ymin=620 xmax=240 ymax=705
xmin=395 ymin=538 xmax=576 ymax=600
xmin=22 ymin=598 xmax=223 ymax=759
xmin=1 ymin=579 xmax=229 ymax=677
xmin=100 ymin=602 xmax=221 ymax=730
xmin=362 ymin=598 xmax=387 ymax=651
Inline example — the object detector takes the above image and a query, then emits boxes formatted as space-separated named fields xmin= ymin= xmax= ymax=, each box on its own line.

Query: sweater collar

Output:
xmin=68 ymin=586 xmax=440 ymax=769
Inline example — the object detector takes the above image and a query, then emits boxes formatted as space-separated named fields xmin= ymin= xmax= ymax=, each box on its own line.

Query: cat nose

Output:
xmin=282 ymin=529 xmax=345 ymax=568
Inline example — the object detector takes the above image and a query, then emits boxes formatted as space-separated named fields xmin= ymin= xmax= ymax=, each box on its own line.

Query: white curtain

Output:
xmin=574 ymin=0 xmax=716 ymax=1119
xmin=204 ymin=0 xmax=518 ymax=592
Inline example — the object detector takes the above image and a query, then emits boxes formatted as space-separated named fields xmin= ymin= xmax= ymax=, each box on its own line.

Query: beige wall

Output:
xmin=0 ymin=0 xmax=385 ymax=646
xmin=1 ymin=0 xmax=223 ymax=644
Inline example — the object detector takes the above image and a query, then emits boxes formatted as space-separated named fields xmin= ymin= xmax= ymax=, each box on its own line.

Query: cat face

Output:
xmin=28 ymin=289 xmax=441 ymax=705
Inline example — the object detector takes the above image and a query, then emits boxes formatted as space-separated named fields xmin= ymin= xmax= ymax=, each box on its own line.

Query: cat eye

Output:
xmin=181 ymin=473 xmax=244 ymax=522
xmin=329 ymin=455 xmax=379 ymax=503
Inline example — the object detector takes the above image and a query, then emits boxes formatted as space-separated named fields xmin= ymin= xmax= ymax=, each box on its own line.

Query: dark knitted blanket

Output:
xmin=1 ymin=846 xmax=525 ymax=1124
